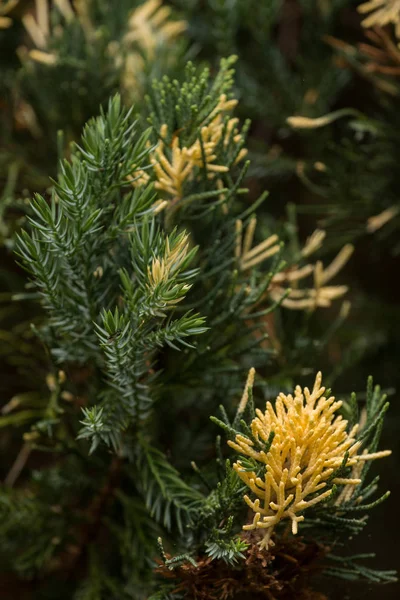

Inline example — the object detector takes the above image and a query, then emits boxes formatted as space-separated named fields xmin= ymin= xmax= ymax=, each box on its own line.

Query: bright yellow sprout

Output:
xmin=275 ymin=243 xmax=353 ymax=310
xmin=358 ymin=0 xmax=400 ymax=38
xmin=124 ymin=0 xmax=186 ymax=59
xmin=151 ymin=125 xmax=197 ymax=199
xmin=367 ymin=205 xmax=399 ymax=232
xmin=0 ymin=0 xmax=18 ymax=29
xmin=147 ymin=231 xmax=191 ymax=303
xmin=121 ymin=0 xmax=186 ymax=97
xmin=131 ymin=95 xmax=247 ymax=206
xmin=287 ymin=108 xmax=359 ymax=131
xmin=235 ymin=217 xmax=353 ymax=310
xmin=21 ymin=0 xmax=74 ymax=64
xmin=235 ymin=217 xmax=281 ymax=272
xmin=184 ymin=94 xmax=247 ymax=175
xmin=229 ymin=371 xmax=391 ymax=549
xmin=20 ymin=0 xmax=185 ymax=74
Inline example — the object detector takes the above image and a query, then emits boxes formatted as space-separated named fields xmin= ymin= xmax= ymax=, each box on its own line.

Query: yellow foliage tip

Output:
xmin=358 ymin=0 xmax=400 ymax=39
xmin=229 ymin=370 xmax=391 ymax=548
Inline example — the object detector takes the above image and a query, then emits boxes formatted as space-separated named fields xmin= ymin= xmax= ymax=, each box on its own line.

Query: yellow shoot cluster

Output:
xmin=147 ymin=231 xmax=191 ymax=303
xmin=229 ymin=371 xmax=391 ymax=549
xmin=19 ymin=0 xmax=185 ymax=85
xmin=151 ymin=125 xmax=199 ymax=200
xmin=131 ymin=95 xmax=247 ymax=205
xmin=122 ymin=0 xmax=186 ymax=98
xmin=20 ymin=0 xmax=75 ymax=65
xmin=0 ymin=0 xmax=18 ymax=29
xmin=236 ymin=218 xmax=353 ymax=310
xmin=235 ymin=218 xmax=281 ymax=272
xmin=358 ymin=0 xmax=400 ymax=38
xmin=124 ymin=0 xmax=186 ymax=59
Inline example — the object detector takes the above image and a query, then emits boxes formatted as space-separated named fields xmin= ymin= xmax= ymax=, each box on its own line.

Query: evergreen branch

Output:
xmin=135 ymin=437 xmax=204 ymax=534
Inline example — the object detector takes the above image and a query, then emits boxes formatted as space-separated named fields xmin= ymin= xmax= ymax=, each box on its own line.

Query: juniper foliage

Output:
xmin=0 ymin=2 xmax=398 ymax=599
xmin=0 ymin=61 xmax=287 ymax=596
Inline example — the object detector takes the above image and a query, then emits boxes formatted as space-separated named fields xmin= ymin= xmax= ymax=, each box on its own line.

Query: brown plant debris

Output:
xmin=156 ymin=533 xmax=328 ymax=600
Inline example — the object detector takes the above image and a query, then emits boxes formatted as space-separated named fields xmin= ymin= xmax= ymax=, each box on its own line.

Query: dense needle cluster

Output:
xmin=131 ymin=94 xmax=247 ymax=204
xmin=229 ymin=371 xmax=391 ymax=549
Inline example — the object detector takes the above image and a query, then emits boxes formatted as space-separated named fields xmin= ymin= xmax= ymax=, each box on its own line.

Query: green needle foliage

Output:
xmin=0 ymin=61 xmax=280 ymax=596
xmin=0 ymin=55 xmax=394 ymax=599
